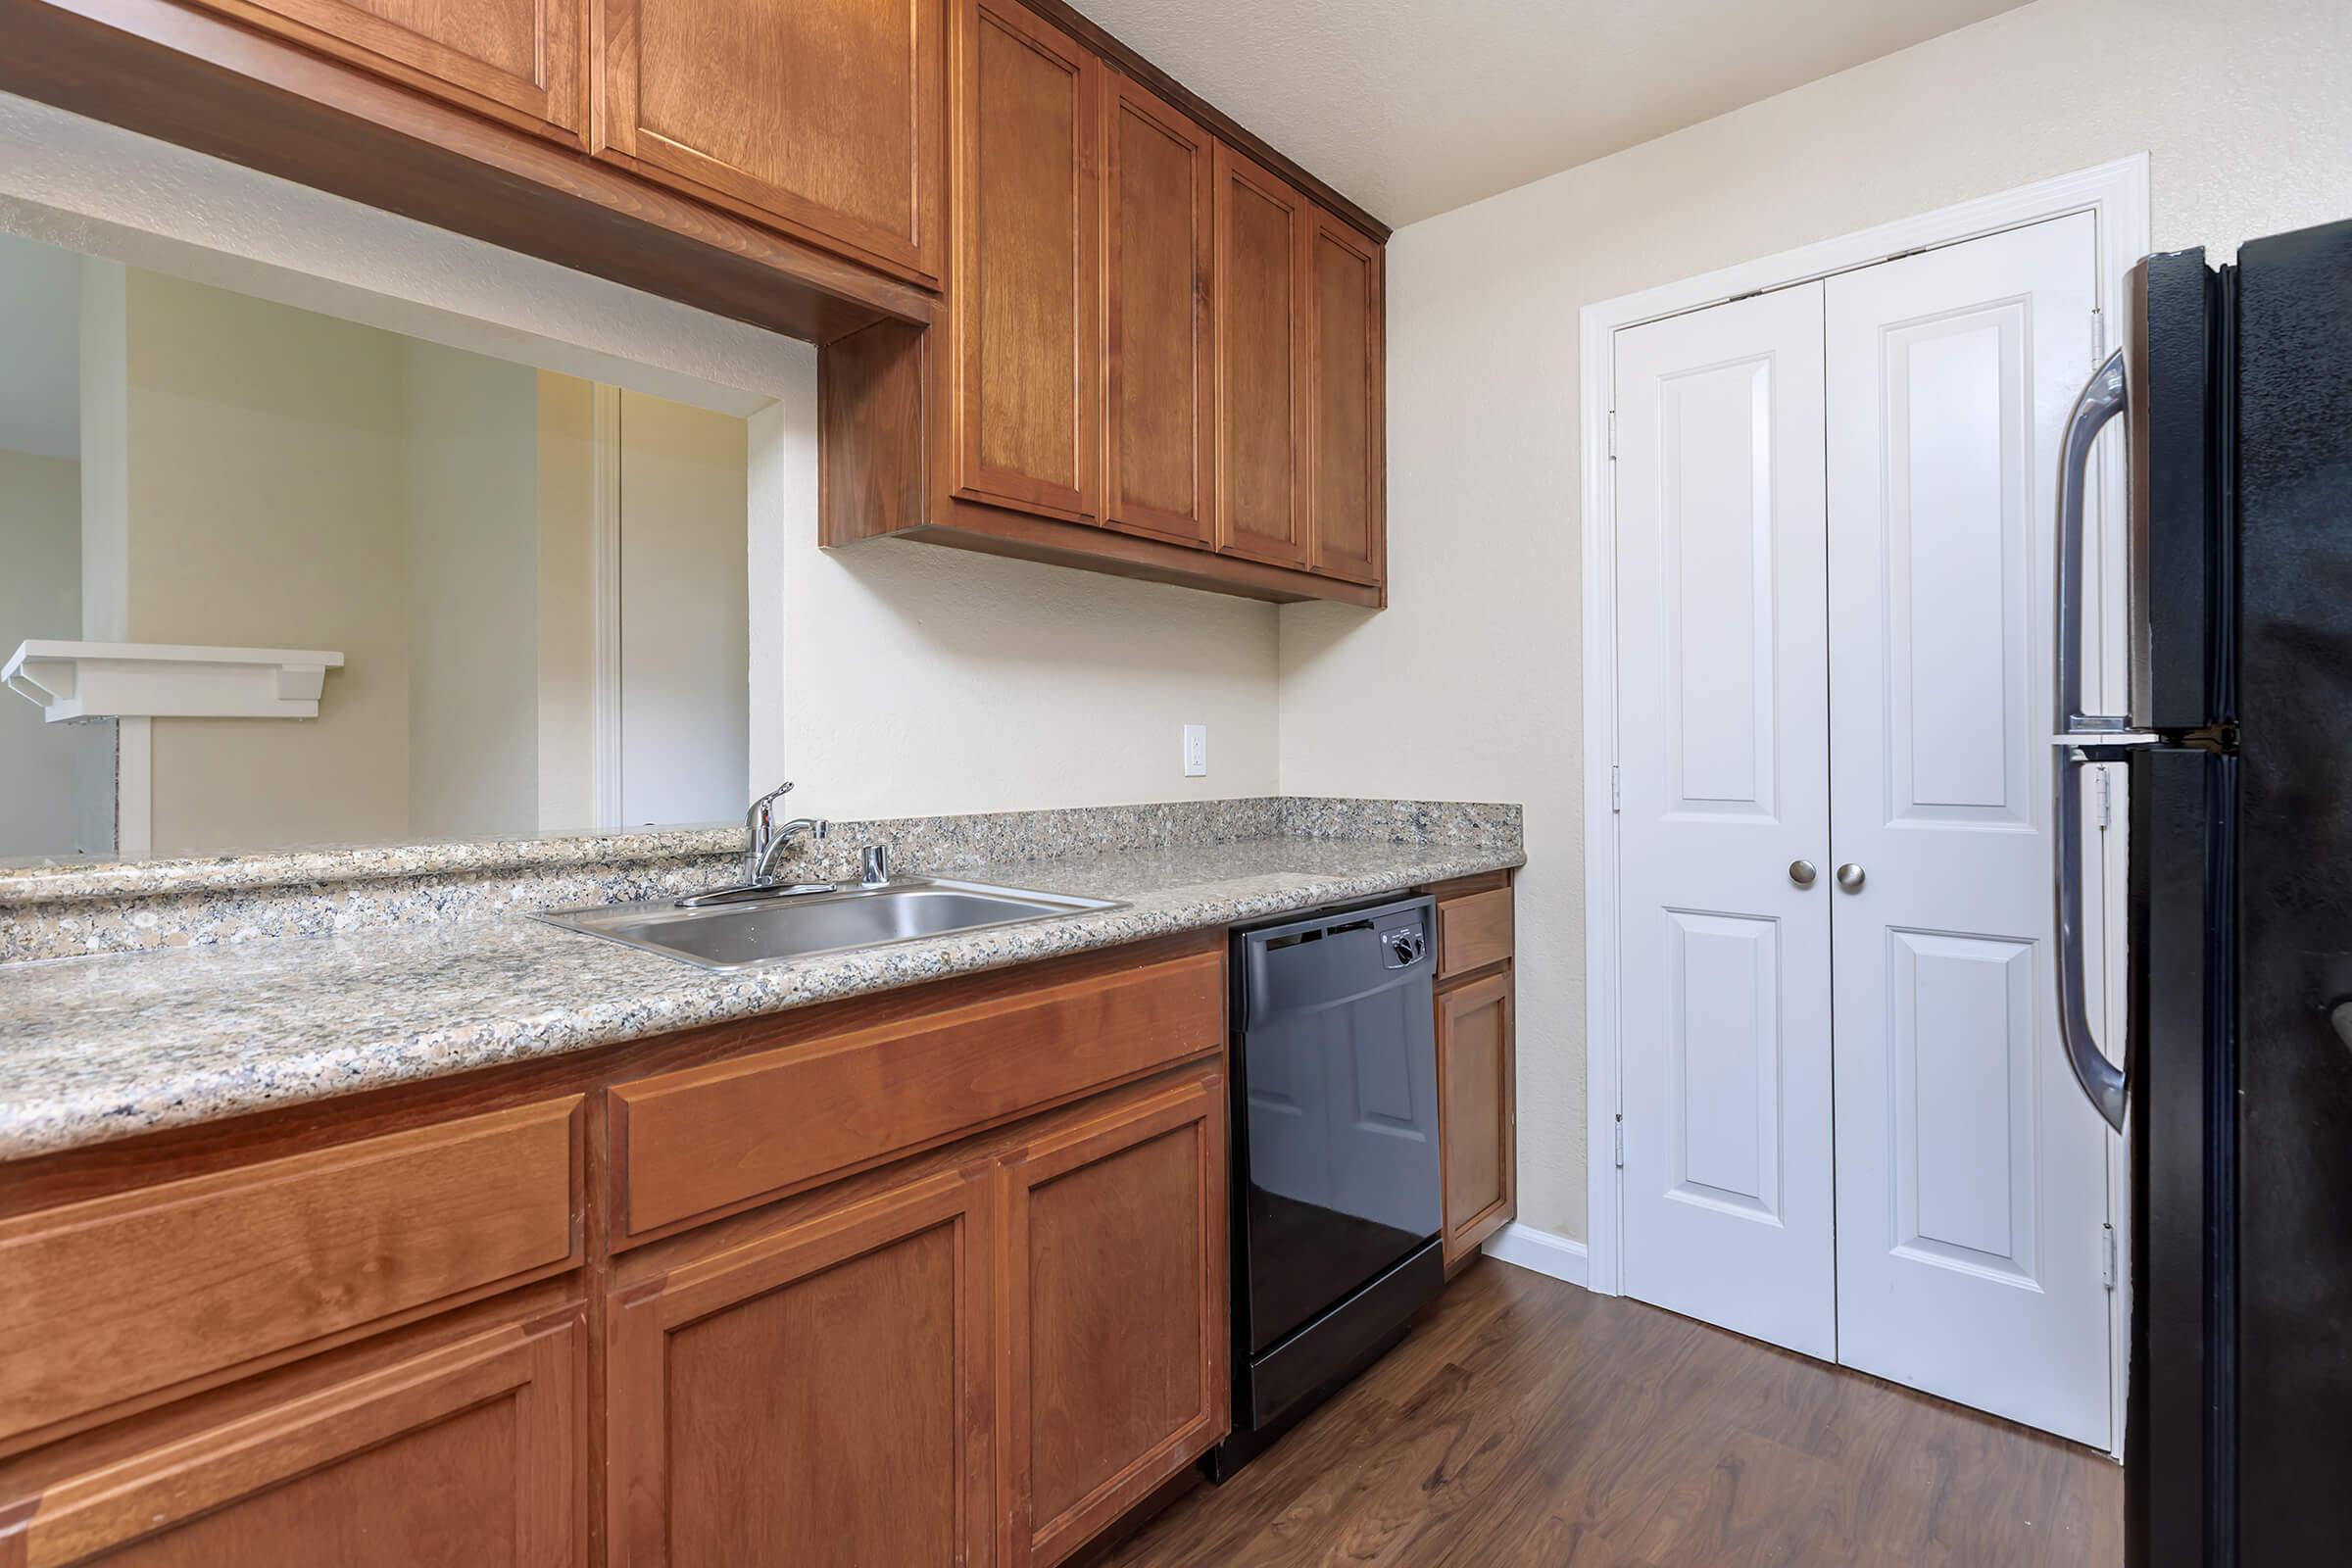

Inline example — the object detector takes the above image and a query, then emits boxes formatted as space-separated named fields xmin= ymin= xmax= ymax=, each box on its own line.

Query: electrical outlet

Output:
xmin=1182 ymin=724 xmax=1207 ymax=777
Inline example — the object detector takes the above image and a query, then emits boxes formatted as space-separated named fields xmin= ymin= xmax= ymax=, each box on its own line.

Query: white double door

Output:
xmin=1612 ymin=213 xmax=2119 ymax=1447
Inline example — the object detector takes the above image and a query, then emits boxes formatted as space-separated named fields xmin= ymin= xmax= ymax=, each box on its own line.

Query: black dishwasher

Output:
xmin=1207 ymin=895 xmax=1446 ymax=1480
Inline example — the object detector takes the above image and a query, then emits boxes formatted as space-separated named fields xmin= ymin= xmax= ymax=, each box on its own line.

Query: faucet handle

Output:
xmin=746 ymin=780 xmax=795 ymax=831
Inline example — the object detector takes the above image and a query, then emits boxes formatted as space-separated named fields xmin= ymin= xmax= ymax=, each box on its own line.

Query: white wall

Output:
xmin=1281 ymin=0 xmax=2352 ymax=1245
xmin=757 ymin=345 xmax=1282 ymax=820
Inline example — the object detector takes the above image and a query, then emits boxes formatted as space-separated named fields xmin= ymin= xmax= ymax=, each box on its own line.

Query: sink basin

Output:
xmin=536 ymin=878 xmax=1122 ymax=971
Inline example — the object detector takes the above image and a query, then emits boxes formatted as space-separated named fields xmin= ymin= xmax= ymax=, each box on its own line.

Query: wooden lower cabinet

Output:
xmin=607 ymin=1165 xmax=996 ymax=1567
xmin=1439 ymin=968 xmax=1516 ymax=1266
xmin=998 ymin=1075 xmax=1226 ymax=1567
xmin=606 ymin=1072 xmax=1227 ymax=1568
xmin=1 ymin=940 xmax=1233 ymax=1568
xmin=2 ymin=1305 xmax=582 ymax=1567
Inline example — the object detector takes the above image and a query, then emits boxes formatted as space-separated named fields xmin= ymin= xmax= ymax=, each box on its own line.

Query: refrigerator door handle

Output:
xmin=2056 ymin=347 xmax=2130 ymax=735
xmin=2052 ymin=345 xmax=2147 ymax=1134
xmin=2053 ymin=741 xmax=2131 ymax=1131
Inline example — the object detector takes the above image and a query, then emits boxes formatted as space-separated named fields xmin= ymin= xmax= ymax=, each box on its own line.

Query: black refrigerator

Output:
xmin=2071 ymin=219 xmax=2352 ymax=1566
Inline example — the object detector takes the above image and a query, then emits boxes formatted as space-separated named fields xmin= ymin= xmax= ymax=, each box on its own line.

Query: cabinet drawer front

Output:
xmin=612 ymin=949 xmax=1225 ymax=1238
xmin=0 ymin=1099 xmax=582 ymax=1446
xmin=1438 ymin=886 xmax=1513 ymax=978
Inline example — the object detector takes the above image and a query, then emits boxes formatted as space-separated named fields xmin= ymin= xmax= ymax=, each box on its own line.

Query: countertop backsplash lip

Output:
xmin=0 ymin=825 xmax=1524 ymax=1161
xmin=0 ymin=797 xmax=1520 ymax=965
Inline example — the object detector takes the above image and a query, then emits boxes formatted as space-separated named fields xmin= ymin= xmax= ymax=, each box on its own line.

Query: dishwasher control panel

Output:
xmin=1380 ymin=918 xmax=1429 ymax=969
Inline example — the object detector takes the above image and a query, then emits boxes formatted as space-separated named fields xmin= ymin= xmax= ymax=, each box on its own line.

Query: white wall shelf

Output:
xmin=2 ymin=641 xmax=345 ymax=722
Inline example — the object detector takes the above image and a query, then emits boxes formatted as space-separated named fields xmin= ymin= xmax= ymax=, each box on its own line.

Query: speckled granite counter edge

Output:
xmin=0 ymin=797 xmax=1518 ymax=963
xmin=0 ymin=834 xmax=1523 ymax=1160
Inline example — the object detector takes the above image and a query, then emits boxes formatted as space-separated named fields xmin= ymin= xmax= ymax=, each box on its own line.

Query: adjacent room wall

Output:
xmin=1280 ymin=0 xmax=2352 ymax=1245
xmin=401 ymin=336 xmax=543 ymax=842
xmin=97 ymin=265 xmax=416 ymax=856
xmin=615 ymin=386 xmax=750 ymax=829
xmin=0 ymin=449 xmax=111 ymax=858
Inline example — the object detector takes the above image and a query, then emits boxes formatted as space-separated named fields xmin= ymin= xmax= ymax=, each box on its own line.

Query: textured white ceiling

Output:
xmin=1067 ymin=0 xmax=2028 ymax=226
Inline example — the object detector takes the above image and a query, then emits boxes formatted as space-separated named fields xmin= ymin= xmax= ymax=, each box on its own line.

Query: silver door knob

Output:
xmin=1836 ymin=862 xmax=1866 ymax=892
xmin=1788 ymin=859 xmax=1817 ymax=887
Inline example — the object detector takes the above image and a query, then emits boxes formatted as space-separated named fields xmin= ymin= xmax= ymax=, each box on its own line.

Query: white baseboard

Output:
xmin=1481 ymin=1223 xmax=1589 ymax=1288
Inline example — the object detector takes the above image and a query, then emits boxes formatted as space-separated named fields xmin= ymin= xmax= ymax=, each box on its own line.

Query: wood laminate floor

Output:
xmin=1105 ymin=1257 xmax=2123 ymax=1567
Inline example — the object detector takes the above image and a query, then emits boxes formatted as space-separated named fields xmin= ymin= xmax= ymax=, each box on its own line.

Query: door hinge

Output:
xmin=1607 ymin=408 xmax=1617 ymax=460
xmin=2096 ymin=766 xmax=2113 ymax=830
xmin=2091 ymin=305 xmax=2105 ymax=363
xmin=1610 ymin=764 xmax=1622 ymax=813
xmin=1613 ymin=1115 xmax=1626 ymax=1169
xmin=2102 ymin=1222 xmax=2118 ymax=1291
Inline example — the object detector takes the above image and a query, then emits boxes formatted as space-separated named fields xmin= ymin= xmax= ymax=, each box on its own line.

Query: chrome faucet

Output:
xmin=675 ymin=782 xmax=832 ymax=908
xmin=744 ymin=781 xmax=828 ymax=884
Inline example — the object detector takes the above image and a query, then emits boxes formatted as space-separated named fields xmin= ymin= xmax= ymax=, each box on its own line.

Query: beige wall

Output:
xmin=1280 ymin=0 xmax=2352 ymax=1244
xmin=401 ymin=337 xmax=543 ymax=842
xmin=535 ymin=371 xmax=598 ymax=834
xmin=99 ymin=266 xmax=416 ymax=856
xmin=616 ymin=387 xmax=749 ymax=828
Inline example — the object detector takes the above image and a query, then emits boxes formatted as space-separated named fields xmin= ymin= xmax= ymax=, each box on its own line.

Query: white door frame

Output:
xmin=1579 ymin=155 xmax=2148 ymax=1449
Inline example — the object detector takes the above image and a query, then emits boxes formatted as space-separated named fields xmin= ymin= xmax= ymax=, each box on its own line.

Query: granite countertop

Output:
xmin=0 ymin=835 xmax=1520 ymax=1162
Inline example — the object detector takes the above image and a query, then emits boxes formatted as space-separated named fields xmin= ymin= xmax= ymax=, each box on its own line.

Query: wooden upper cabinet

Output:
xmin=608 ymin=1165 xmax=994 ymax=1566
xmin=1212 ymin=141 xmax=1309 ymax=569
xmin=1102 ymin=74 xmax=1213 ymax=548
xmin=951 ymin=0 xmax=1100 ymax=521
xmin=999 ymin=1075 xmax=1225 ymax=1567
xmin=1304 ymin=209 xmax=1384 ymax=584
xmin=594 ymin=0 xmax=945 ymax=283
xmin=184 ymin=0 xmax=582 ymax=133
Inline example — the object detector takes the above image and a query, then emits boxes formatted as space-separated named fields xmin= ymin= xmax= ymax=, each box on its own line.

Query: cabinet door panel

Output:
xmin=1103 ymin=74 xmax=1212 ymax=547
xmin=1000 ymin=1076 xmax=1225 ymax=1567
xmin=186 ymin=0 xmax=581 ymax=133
xmin=608 ymin=1167 xmax=992 ymax=1567
xmin=1305 ymin=210 xmax=1383 ymax=584
xmin=1440 ymin=971 xmax=1515 ymax=1265
xmin=1212 ymin=142 xmax=1307 ymax=567
xmin=10 ymin=1310 xmax=580 ymax=1567
xmin=952 ymin=0 xmax=1099 ymax=520
xmin=597 ymin=0 xmax=944 ymax=282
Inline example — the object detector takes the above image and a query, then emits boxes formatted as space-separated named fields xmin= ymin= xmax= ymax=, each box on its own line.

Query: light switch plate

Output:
xmin=1182 ymin=724 xmax=1207 ymax=777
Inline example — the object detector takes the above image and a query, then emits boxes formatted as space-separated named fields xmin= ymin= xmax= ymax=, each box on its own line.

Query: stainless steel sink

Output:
xmin=536 ymin=878 xmax=1122 ymax=971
